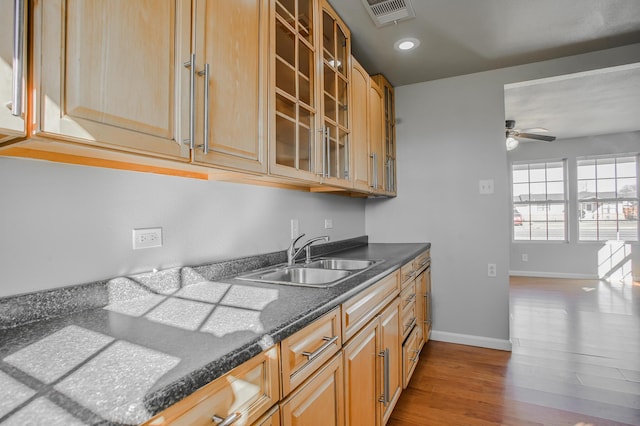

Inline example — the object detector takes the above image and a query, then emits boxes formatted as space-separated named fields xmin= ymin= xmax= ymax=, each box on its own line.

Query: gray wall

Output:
xmin=0 ymin=157 xmax=365 ymax=297
xmin=509 ymin=131 xmax=640 ymax=280
xmin=365 ymin=43 xmax=640 ymax=350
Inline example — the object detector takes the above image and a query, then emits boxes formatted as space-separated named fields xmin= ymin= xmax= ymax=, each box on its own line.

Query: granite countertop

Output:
xmin=0 ymin=239 xmax=430 ymax=425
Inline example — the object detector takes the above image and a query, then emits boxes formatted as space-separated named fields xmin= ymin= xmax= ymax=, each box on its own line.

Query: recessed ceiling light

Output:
xmin=395 ymin=38 xmax=420 ymax=51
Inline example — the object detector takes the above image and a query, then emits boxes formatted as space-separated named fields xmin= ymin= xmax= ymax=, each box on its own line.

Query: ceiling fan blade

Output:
xmin=517 ymin=132 xmax=556 ymax=142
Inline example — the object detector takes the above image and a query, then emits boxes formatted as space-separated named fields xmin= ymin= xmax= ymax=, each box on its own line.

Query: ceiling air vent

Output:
xmin=361 ymin=0 xmax=415 ymax=27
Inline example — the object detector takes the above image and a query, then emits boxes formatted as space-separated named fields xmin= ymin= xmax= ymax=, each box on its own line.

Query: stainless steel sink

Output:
xmin=235 ymin=257 xmax=384 ymax=288
xmin=304 ymin=258 xmax=377 ymax=271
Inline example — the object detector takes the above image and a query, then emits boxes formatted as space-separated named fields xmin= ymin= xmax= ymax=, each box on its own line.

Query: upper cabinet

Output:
xmin=371 ymin=74 xmax=396 ymax=196
xmin=269 ymin=0 xmax=351 ymax=188
xmin=349 ymin=57 xmax=370 ymax=192
xmin=191 ymin=0 xmax=268 ymax=173
xmin=35 ymin=0 xmax=192 ymax=160
xmin=318 ymin=0 xmax=351 ymax=188
xmin=368 ymin=79 xmax=385 ymax=194
xmin=32 ymin=0 xmax=267 ymax=173
xmin=270 ymin=0 xmax=319 ymax=181
xmin=0 ymin=0 xmax=27 ymax=144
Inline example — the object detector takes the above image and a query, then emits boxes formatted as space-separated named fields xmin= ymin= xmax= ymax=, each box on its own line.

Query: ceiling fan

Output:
xmin=505 ymin=120 xmax=556 ymax=151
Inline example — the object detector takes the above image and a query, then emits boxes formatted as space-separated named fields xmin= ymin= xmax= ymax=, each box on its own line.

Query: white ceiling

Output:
xmin=504 ymin=64 xmax=640 ymax=140
xmin=327 ymin=0 xmax=640 ymax=140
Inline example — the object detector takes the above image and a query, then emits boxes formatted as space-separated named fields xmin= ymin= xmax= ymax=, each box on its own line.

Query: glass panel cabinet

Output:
xmin=270 ymin=0 xmax=319 ymax=181
xmin=372 ymin=74 xmax=396 ymax=196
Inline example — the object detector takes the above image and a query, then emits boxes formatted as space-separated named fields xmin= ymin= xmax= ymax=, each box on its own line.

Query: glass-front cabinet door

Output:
xmin=319 ymin=0 xmax=351 ymax=188
xmin=372 ymin=74 xmax=396 ymax=196
xmin=270 ymin=0 xmax=320 ymax=181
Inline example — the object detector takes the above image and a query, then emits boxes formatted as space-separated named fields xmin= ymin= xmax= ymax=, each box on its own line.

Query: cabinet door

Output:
xmin=349 ymin=57 xmax=370 ymax=192
xmin=368 ymin=80 xmax=384 ymax=193
xmin=318 ymin=0 xmax=351 ymax=188
xmin=380 ymin=298 xmax=401 ymax=424
xmin=35 ymin=0 xmax=191 ymax=160
xmin=281 ymin=353 xmax=345 ymax=426
xmin=192 ymin=0 xmax=268 ymax=173
xmin=0 ymin=0 xmax=27 ymax=144
xmin=343 ymin=318 xmax=379 ymax=426
xmin=270 ymin=0 xmax=321 ymax=182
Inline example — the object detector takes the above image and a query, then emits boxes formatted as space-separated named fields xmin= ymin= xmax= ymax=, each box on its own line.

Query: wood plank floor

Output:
xmin=389 ymin=276 xmax=640 ymax=426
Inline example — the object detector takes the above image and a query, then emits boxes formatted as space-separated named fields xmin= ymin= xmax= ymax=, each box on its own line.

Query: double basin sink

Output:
xmin=236 ymin=258 xmax=383 ymax=288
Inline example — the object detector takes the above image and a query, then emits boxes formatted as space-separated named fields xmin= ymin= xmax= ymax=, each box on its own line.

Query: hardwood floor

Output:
xmin=389 ymin=276 xmax=640 ymax=425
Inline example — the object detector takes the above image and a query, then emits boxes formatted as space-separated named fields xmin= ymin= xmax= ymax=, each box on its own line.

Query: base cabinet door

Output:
xmin=343 ymin=317 xmax=379 ymax=426
xmin=281 ymin=353 xmax=344 ymax=426
xmin=379 ymin=299 xmax=401 ymax=424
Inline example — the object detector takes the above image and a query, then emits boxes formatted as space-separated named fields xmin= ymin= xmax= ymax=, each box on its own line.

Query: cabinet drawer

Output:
xmin=342 ymin=271 xmax=399 ymax=342
xmin=145 ymin=346 xmax=279 ymax=426
xmin=400 ymin=281 xmax=417 ymax=340
xmin=253 ymin=405 xmax=280 ymax=426
xmin=399 ymin=261 xmax=415 ymax=287
xmin=413 ymin=250 xmax=430 ymax=272
xmin=281 ymin=308 xmax=342 ymax=396
xmin=402 ymin=326 xmax=421 ymax=389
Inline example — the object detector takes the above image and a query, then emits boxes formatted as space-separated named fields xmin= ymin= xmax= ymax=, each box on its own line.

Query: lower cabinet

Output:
xmin=402 ymin=326 xmax=421 ymax=389
xmin=280 ymin=353 xmax=345 ymax=426
xmin=254 ymin=405 xmax=280 ymax=426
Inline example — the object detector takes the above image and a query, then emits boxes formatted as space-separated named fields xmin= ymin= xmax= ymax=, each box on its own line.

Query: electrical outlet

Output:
xmin=488 ymin=263 xmax=497 ymax=277
xmin=133 ymin=228 xmax=162 ymax=250
xmin=290 ymin=219 xmax=299 ymax=239
xmin=479 ymin=179 xmax=494 ymax=195
xmin=521 ymin=254 xmax=528 ymax=262
xmin=324 ymin=219 xmax=333 ymax=229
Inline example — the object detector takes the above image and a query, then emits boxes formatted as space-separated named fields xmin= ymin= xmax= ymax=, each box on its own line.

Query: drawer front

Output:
xmin=145 ymin=346 xmax=280 ymax=426
xmin=413 ymin=250 xmax=430 ymax=273
xmin=402 ymin=327 xmax=420 ymax=389
xmin=399 ymin=261 xmax=415 ymax=287
xmin=400 ymin=281 xmax=417 ymax=340
xmin=342 ymin=271 xmax=399 ymax=342
xmin=253 ymin=405 xmax=280 ymax=426
xmin=281 ymin=308 xmax=342 ymax=396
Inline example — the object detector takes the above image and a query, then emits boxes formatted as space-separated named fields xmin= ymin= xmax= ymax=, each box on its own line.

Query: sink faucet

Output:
xmin=287 ymin=234 xmax=330 ymax=265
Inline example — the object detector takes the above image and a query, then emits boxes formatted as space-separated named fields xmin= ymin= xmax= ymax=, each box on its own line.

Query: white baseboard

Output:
xmin=430 ymin=330 xmax=512 ymax=351
xmin=509 ymin=270 xmax=598 ymax=280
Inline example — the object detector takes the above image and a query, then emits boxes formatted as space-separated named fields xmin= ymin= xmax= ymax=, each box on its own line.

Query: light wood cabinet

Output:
xmin=343 ymin=289 xmax=401 ymax=426
xmin=34 ymin=0 xmax=191 ymax=160
xmin=400 ymin=279 xmax=417 ymax=341
xmin=0 ymin=0 xmax=27 ymax=144
xmin=371 ymin=74 xmax=396 ymax=196
xmin=144 ymin=346 xmax=280 ymax=426
xmin=280 ymin=352 xmax=345 ymax=426
xmin=191 ymin=0 xmax=268 ymax=173
xmin=350 ymin=57 xmax=371 ymax=193
xmin=402 ymin=325 xmax=420 ymax=389
xmin=280 ymin=307 xmax=342 ymax=396
xmin=28 ymin=0 xmax=266 ymax=173
xmin=318 ymin=0 xmax=351 ymax=188
xmin=368 ymin=79 xmax=385 ymax=194
xmin=253 ymin=405 xmax=280 ymax=426
xmin=269 ymin=0 xmax=321 ymax=181
xmin=415 ymin=251 xmax=432 ymax=347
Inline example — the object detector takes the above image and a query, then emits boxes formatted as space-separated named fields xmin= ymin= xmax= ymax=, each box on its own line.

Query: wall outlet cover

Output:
xmin=133 ymin=228 xmax=162 ymax=250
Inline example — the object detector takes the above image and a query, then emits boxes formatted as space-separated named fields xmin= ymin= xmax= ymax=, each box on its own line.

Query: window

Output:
xmin=512 ymin=160 xmax=567 ymax=241
xmin=577 ymin=155 xmax=638 ymax=241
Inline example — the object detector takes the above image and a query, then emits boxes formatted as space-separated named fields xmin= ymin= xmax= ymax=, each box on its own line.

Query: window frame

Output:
xmin=511 ymin=159 xmax=568 ymax=242
xmin=577 ymin=153 xmax=639 ymax=242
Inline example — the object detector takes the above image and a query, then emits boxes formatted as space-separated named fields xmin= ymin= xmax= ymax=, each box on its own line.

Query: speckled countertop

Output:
xmin=0 ymin=238 xmax=429 ymax=425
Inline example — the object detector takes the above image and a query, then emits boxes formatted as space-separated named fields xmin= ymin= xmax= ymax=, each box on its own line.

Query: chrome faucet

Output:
xmin=287 ymin=234 xmax=330 ymax=265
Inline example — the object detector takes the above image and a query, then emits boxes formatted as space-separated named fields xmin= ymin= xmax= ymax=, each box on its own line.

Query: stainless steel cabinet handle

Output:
xmin=370 ymin=153 xmax=378 ymax=188
xmin=404 ymin=317 xmax=417 ymax=333
xmin=183 ymin=53 xmax=196 ymax=149
xmin=377 ymin=348 xmax=390 ymax=405
xmin=212 ymin=412 xmax=241 ymax=425
xmin=302 ymin=335 xmax=338 ymax=361
xmin=198 ymin=63 xmax=210 ymax=154
xmin=326 ymin=127 xmax=331 ymax=178
xmin=11 ymin=0 xmax=25 ymax=117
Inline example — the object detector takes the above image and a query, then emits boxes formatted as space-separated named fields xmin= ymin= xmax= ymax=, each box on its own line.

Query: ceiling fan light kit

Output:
xmin=505 ymin=119 xmax=557 ymax=150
